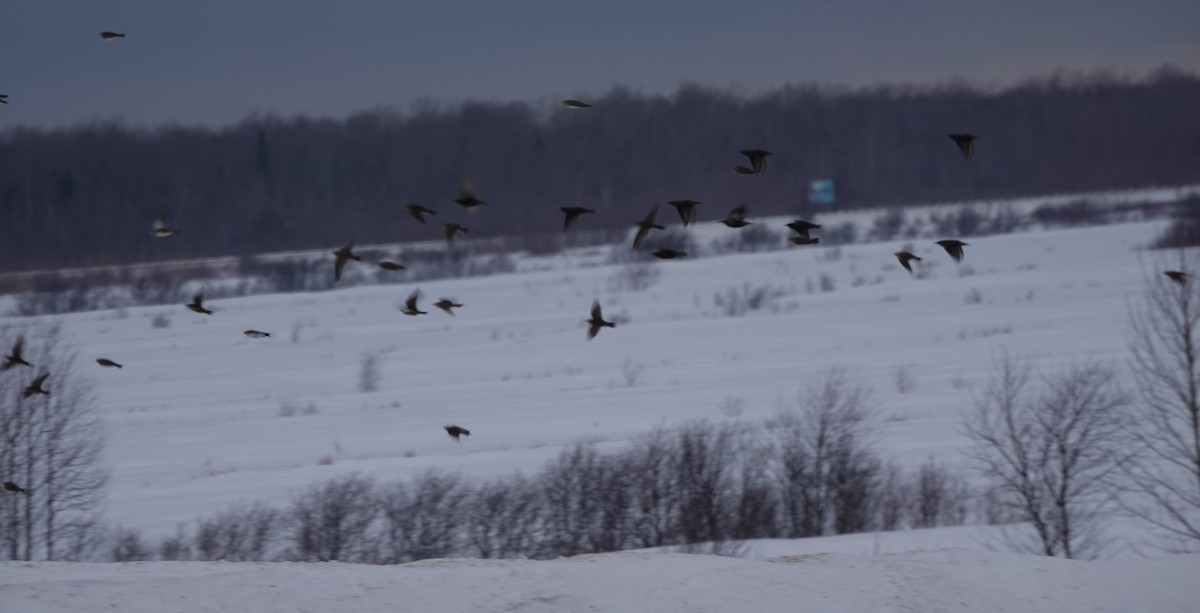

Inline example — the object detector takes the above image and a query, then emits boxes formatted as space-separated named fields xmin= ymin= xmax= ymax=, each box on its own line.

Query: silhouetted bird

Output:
xmin=455 ymin=177 xmax=487 ymax=213
xmin=404 ymin=204 xmax=436 ymax=224
xmin=721 ymin=205 xmax=752 ymax=228
xmin=652 ymin=248 xmax=687 ymax=259
xmin=633 ymin=205 xmax=665 ymax=249
xmin=443 ymin=223 xmax=468 ymax=246
xmin=789 ymin=236 xmax=820 ymax=246
xmin=562 ymin=99 xmax=591 ymax=109
xmin=948 ymin=133 xmax=977 ymax=160
xmin=669 ymin=200 xmax=701 ymax=227
xmin=378 ymin=261 xmax=406 ymax=271
xmin=186 ymin=291 xmax=213 ymax=315
xmin=23 ymin=372 xmax=49 ymax=398
xmin=1164 ymin=270 xmax=1190 ymax=286
xmin=731 ymin=149 xmax=771 ymax=175
xmin=401 ymin=290 xmax=427 ymax=316
xmin=936 ymin=239 xmax=968 ymax=263
xmin=894 ymin=251 xmax=922 ymax=274
xmin=2 ymin=481 xmax=24 ymax=494
xmin=786 ymin=219 xmax=821 ymax=236
xmin=243 ymin=330 xmax=270 ymax=339
xmin=587 ymin=300 xmax=615 ymax=340
xmin=561 ymin=207 xmax=595 ymax=232
xmin=151 ymin=212 xmax=181 ymax=237
xmin=3 ymin=337 xmax=31 ymax=371
xmin=100 ymin=31 xmax=125 ymax=40
xmin=445 ymin=425 xmax=470 ymax=441
xmin=332 ymin=242 xmax=361 ymax=282
xmin=434 ymin=298 xmax=462 ymax=315
xmin=0 ymin=94 xmax=8 ymax=105
xmin=96 ymin=358 xmax=123 ymax=368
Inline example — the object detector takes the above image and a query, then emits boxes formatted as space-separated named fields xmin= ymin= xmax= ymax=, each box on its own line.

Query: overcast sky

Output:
xmin=1 ymin=0 xmax=1197 ymax=128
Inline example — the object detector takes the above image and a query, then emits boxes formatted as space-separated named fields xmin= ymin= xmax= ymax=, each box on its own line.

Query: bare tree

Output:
xmin=0 ymin=325 xmax=107 ymax=561
xmin=284 ymin=474 xmax=378 ymax=562
xmin=1121 ymin=254 xmax=1200 ymax=551
xmin=465 ymin=474 xmax=543 ymax=559
xmin=962 ymin=355 xmax=1127 ymax=559
xmin=378 ymin=470 xmax=468 ymax=563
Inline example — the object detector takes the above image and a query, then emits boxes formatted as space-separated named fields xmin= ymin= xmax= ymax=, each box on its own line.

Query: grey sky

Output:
xmin=1 ymin=0 xmax=1197 ymax=128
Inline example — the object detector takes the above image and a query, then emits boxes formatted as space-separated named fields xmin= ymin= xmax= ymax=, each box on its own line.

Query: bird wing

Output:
xmin=633 ymin=226 xmax=651 ymax=249
xmin=641 ymin=205 xmax=659 ymax=226
xmin=192 ymin=291 xmax=204 ymax=306
xmin=591 ymin=301 xmax=603 ymax=322
xmin=152 ymin=212 xmax=170 ymax=232
xmin=334 ymin=255 xmax=347 ymax=281
xmin=728 ymin=204 xmax=747 ymax=222
xmin=406 ymin=290 xmax=420 ymax=310
xmin=32 ymin=373 xmax=48 ymax=388
xmin=588 ymin=323 xmax=600 ymax=340
xmin=12 ymin=336 xmax=24 ymax=358
xmin=459 ymin=176 xmax=476 ymax=200
xmin=562 ymin=208 xmax=580 ymax=231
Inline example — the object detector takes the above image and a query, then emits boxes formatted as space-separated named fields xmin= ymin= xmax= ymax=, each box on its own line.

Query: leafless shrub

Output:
xmin=609 ymin=261 xmax=661 ymax=293
xmin=465 ymin=474 xmax=543 ymax=559
xmin=719 ymin=395 xmax=745 ymax=418
xmin=964 ymin=287 xmax=983 ymax=304
xmin=108 ymin=527 xmax=154 ymax=562
xmin=194 ymin=502 xmax=283 ymax=562
xmin=621 ymin=358 xmax=647 ymax=388
xmin=150 ymin=313 xmax=171 ymax=329
xmin=713 ymin=283 xmax=787 ymax=317
xmin=157 ymin=526 xmax=192 ymax=561
xmin=892 ymin=364 xmax=917 ymax=394
xmin=378 ymin=471 xmax=469 ymax=563
xmin=284 ymin=474 xmax=379 ymax=562
xmin=819 ymin=273 xmax=836 ymax=293
xmin=358 ymin=351 xmax=383 ymax=393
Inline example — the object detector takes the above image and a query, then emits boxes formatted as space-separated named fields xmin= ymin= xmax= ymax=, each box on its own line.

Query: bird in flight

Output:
xmin=404 ymin=204 xmax=436 ymax=224
xmin=445 ymin=425 xmax=470 ymax=441
xmin=151 ymin=212 xmax=181 ymax=237
xmin=587 ymin=300 xmax=615 ymax=340
xmin=562 ymin=99 xmax=592 ymax=109
xmin=455 ymin=177 xmax=487 ymax=214
xmin=400 ymin=290 xmax=427 ymax=316
xmin=186 ymin=290 xmax=213 ymax=315
xmin=3 ymin=337 xmax=31 ymax=371
xmin=443 ymin=223 xmax=468 ymax=246
xmin=731 ymin=149 xmax=771 ymax=175
xmin=1164 ymin=270 xmax=1190 ymax=286
xmin=948 ymin=133 xmax=977 ymax=160
xmin=378 ymin=261 xmax=406 ymax=271
xmin=936 ymin=239 xmax=968 ymax=263
xmin=96 ymin=358 xmax=123 ymax=368
xmin=721 ymin=205 xmax=752 ymax=228
xmin=561 ymin=207 xmax=595 ymax=232
xmin=786 ymin=219 xmax=821 ymax=237
xmin=23 ymin=372 xmax=50 ymax=398
xmin=100 ymin=31 xmax=126 ymax=40
xmin=2 ymin=481 xmax=25 ymax=494
xmin=0 ymin=94 xmax=8 ymax=105
xmin=894 ymin=251 xmax=922 ymax=274
xmin=332 ymin=242 xmax=361 ymax=282
xmin=633 ymin=205 xmax=666 ymax=249
xmin=789 ymin=236 xmax=820 ymax=246
xmin=652 ymin=248 xmax=687 ymax=259
xmin=669 ymin=200 xmax=701 ymax=227
xmin=243 ymin=330 xmax=270 ymax=339
xmin=434 ymin=298 xmax=462 ymax=316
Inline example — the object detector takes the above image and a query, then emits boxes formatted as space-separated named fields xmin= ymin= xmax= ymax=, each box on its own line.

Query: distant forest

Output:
xmin=1 ymin=67 xmax=1198 ymax=273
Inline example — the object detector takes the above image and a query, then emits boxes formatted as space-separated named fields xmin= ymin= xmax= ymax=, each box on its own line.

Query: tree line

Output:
xmin=1 ymin=67 xmax=1198 ymax=273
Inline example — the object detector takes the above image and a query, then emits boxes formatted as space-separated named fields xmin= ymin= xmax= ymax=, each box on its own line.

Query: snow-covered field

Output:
xmin=1 ymin=209 xmax=1184 ymax=538
xmin=3 ymin=549 xmax=1197 ymax=613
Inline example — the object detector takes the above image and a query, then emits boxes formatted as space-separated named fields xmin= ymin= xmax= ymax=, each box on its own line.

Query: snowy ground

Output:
xmin=2 ymin=549 xmax=1197 ymax=613
xmin=0 ymin=192 xmax=1191 ymax=541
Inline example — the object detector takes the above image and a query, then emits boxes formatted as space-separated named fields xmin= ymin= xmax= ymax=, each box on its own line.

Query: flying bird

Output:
xmin=433 ymin=298 xmax=462 ymax=315
xmin=2 ymin=481 xmax=25 ymax=494
xmin=562 ymin=99 xmax=592 ymax=109
xmin=731 ymin=149 xmax=771 ymax=175
xmin=668 ymin=200 xmax=701 ymax=227
xmin=721 ymin=205 xmax=752 ymax=228
xmin=632 ymin=205 xmax=666 ymax=249
xmin=404 ymin=204 xmax=436 ymax=224
xmin=789 ymin=236 xmax=820 ymax=246
xmin=400 ymin=290 xmax=427 ymax=316
xmin=332 ymin=242 xmax=361 ymax=281
xmin=561 ymin=206 xmax=595 ymax=232
xmin=243 ymin=330 xmax=270 ymax=339
xmin=378 ymin=261 xmax=406 ymax=271
xmin=894 ymin=251 xmax=922 ymax=274
xmin=1165 ymin=271 xmax=1190 ymax=286
xmin=948 ymin=133 xmax=977 ymax=160
xmin=455 ymin=177 xmax=487 ymax=213
xmin=786 ymin=219 xmax=821 ymax=237
xmin=0 ymin=94 xmax=9 ymax=105
xmin=151 ymin=212 xmax=181 ymax=237
xmin=95 ymin=358 xmax=123 ymax=368
xmin=3 ymin=337 xmax=31 ymax=371
xmin=186 ymin=290 xmax=213 ymax=315
xmin=443 ymin=223 xmax=468 ymax=246
xmin=445 ymin=425 xmax=470 ymax=441
xmin=936 ymin=239 xmax=968 ymax=263
xmin=99 ymin=31 xmax=125 ymax=40
xmin=23 ymin=372 xmax=49 ymax=398
xmin=586 ymin=300 xmax=615 ymax=340
xmin=652 ymin=248 xmax=687 ymax=259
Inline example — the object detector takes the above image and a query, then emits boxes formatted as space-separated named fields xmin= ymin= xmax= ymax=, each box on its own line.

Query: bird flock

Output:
xmin=1 ymin=31 xmax=1190 ymax=497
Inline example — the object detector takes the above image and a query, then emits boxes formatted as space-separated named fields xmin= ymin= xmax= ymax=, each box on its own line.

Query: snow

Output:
xmin=2 ymin=549 xmax=1197 ymax=613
